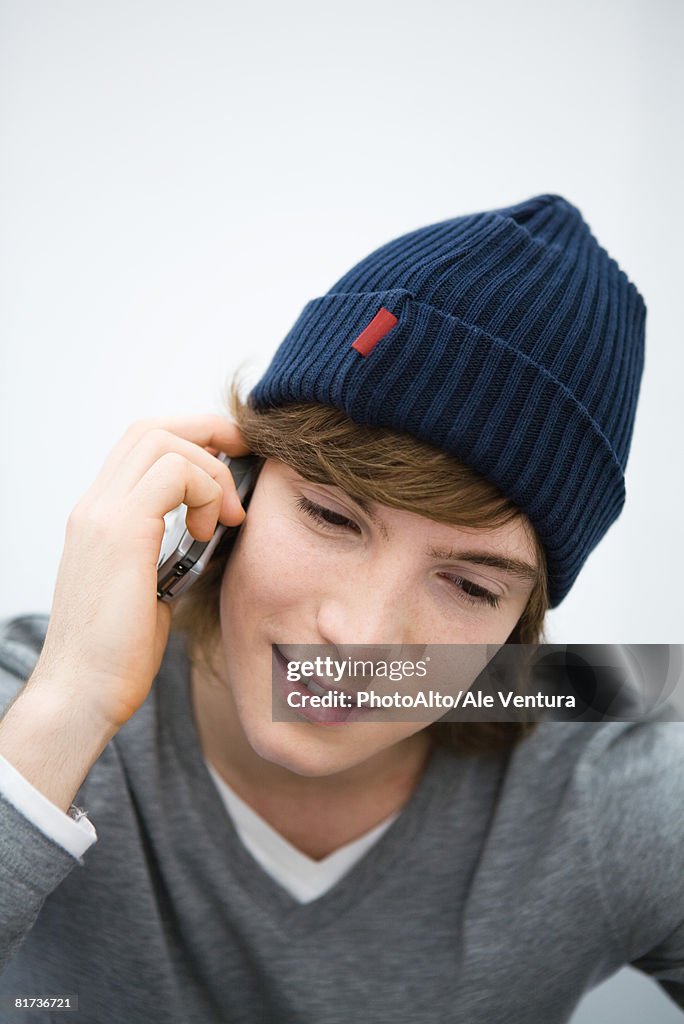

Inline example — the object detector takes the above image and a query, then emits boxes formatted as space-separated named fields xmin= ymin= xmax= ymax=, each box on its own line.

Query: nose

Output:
xmin=315 ymin=563 xmax=417 ymax=650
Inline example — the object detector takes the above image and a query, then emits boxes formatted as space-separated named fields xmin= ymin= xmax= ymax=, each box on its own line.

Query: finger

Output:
xmin=128 ymin=453 xmax=245 ymax=547
xmin=98 ymin=415 xmax=251 ymax=484
xmin=95 ymin=429 xmax=246 ymax=524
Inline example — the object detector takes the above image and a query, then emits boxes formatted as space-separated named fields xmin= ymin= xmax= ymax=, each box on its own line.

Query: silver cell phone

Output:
xmin=156 ymin=453 xmax=258 ymax=603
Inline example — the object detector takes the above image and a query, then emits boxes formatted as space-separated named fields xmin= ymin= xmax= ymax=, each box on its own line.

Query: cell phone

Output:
xmin=156 ymin=453 xmax=258 ymax=603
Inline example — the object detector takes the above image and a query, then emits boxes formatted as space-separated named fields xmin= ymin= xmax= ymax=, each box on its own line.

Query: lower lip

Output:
xmin=272 ymin=646 xmax=368 ymax=726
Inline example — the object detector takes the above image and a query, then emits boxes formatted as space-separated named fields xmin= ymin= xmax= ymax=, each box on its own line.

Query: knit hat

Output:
xmin=250 ymin=194 xmax=646 ymax=607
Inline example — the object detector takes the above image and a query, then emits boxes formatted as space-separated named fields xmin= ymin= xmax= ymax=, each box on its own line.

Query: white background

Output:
xmin=1 ymin=2 xmax=682 ymax=1019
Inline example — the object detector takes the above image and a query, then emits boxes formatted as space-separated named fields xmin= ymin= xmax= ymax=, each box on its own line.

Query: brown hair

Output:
xmin=172 ymin=380 xmax=549 ymax=756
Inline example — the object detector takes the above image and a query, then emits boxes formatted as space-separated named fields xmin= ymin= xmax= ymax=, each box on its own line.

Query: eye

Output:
xmin=295 ymin=495 xmax=361 ymax=533
xmin=439 ymin=573 xmax=501 ymax=610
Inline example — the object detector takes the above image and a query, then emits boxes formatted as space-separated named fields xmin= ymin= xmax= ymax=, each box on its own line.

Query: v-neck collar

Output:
xmin=161 ymin=631 xmax=454 ymax=935
xmin=205 ymin=758 xmax=402 ymax=904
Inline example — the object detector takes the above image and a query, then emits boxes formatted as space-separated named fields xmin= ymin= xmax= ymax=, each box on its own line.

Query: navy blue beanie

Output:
xmin=250 ymin=194 xmax=646 ymax=607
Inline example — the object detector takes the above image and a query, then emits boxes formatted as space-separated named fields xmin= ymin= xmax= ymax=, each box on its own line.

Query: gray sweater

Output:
xmin=0 ymin=615 xmax=683 ymax=1024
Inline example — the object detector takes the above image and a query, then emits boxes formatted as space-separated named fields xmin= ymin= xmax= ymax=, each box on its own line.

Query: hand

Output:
xmin=31 ymin=415 xmax=250 ymax=731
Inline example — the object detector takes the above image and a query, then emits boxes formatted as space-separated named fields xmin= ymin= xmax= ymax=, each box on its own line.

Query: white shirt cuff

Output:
xmin=0 ymin=753 xmax=97 ymax=859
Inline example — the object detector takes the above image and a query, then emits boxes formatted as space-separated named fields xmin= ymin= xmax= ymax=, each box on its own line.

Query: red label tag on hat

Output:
xmin=351 ymin=307 xmax=398 ymax=357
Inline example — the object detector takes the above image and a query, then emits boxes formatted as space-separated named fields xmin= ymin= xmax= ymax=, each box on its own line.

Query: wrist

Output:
xmin=0 ymin=675 xmax=118 ymax=813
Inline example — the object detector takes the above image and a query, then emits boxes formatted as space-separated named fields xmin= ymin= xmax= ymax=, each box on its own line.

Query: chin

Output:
xmin=243 ymin=716 xmax=367 ymax=778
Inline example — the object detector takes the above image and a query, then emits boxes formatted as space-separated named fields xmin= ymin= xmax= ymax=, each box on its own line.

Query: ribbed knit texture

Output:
xmin=251 ymin=194 xmax=646 ymax=606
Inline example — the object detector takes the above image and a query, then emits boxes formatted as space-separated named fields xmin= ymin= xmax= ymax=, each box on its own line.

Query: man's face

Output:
xmin=216 ymin=459 xmax=539 ymax=777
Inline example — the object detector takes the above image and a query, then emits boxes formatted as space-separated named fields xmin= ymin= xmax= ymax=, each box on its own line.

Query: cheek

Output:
xmin=220 ymin=509 xmax=326 ymax=620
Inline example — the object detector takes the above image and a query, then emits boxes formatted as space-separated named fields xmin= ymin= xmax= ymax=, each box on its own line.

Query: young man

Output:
xmin=1 ymin=194 xmax=682 ymax=1022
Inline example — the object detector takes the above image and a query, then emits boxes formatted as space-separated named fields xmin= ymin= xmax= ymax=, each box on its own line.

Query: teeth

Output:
xmin=305 ymin=679 xmax=327 ymax=697
xmin=303 ymin=678 xmax=362 ymax=707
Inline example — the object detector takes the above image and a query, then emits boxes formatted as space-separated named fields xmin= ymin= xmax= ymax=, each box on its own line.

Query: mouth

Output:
xmin=272 ymin=645 xmax=369 ymax=725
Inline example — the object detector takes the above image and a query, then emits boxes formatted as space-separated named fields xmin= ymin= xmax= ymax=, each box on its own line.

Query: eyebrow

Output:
xmin=341 ymin=491 xmax=538 ymax=582
xmin=427 ymin=547 xmax=538 ymax=584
